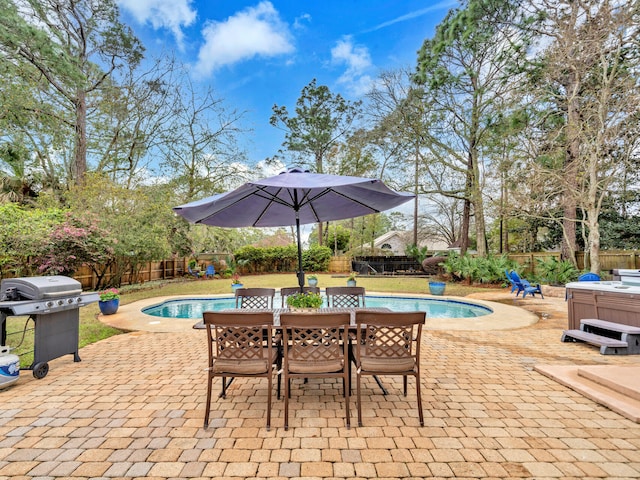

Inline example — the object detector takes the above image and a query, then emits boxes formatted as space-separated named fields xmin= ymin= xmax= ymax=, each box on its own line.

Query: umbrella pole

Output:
xmin=295 ymin=212 xmax=305 ymax=292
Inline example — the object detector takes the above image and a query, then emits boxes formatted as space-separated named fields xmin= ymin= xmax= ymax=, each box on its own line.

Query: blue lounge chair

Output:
xmin=188 ymin=265 xmax=202 ymax=278
xmin=505 ymin=269 xmax=519 ymax=294
xmin=205 ymin=265 xmax=216 ymax=278
xmin=509 ymin=270 xmax=544 ymax=299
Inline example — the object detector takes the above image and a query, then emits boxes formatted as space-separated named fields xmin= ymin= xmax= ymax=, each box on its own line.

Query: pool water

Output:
xmin=142 ymin=295 xmax=492 ymax=319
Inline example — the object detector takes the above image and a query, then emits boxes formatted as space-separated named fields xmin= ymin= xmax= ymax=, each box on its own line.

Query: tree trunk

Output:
xmin=74 ymin=89 xmax=87 ymax=185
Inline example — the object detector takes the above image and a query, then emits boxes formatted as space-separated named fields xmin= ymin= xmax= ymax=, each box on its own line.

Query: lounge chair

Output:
xmin=205 ymin=265 xmax=215 ymax=278
xmin=505 ymin=269 xmax=519 ymax=294
xmin=509 ymin=271 xmax=544 ymax=299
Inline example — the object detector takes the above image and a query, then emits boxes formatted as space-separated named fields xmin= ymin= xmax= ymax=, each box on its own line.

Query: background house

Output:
xmin=373 ymin=230 xmax=449 ymax=255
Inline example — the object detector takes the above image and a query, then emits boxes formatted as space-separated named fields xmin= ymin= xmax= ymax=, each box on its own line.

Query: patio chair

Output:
xmin=205 ymin=265 xmax=215 ymax=278
xmin=505 ymin=269 xmax=520 ymax=294
xmin=235 ymin=287 xmax=275 ymax=309
xmin=325 ymin=286 xmax=366 ymax=308
xmin=202 ymin=311 xmax=280 ymax=430
xmin=187 ymin=264 xmax=201 ymax=278
xmin=509 ymin=271 xmax=544 ymax=299
xmin=280 ymin=311 xmax=351 ymax=430
xmin=353 ymin=310 xmax=426 ymax=426
xmin=280 ymin=286 xmax=321 ymax=307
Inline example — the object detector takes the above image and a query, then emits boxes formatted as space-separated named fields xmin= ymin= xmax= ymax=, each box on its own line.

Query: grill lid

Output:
xmin=1 ymin=275 xmax=82 ymax=301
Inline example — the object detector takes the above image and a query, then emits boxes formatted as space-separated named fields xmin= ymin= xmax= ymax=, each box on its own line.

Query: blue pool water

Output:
xmin=142 ymin=295 xmax=492 ymax=319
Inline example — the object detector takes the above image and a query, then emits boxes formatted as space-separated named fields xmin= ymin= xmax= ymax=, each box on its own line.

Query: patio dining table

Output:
xmin=192 ymin=306 xmax=392 ymax=329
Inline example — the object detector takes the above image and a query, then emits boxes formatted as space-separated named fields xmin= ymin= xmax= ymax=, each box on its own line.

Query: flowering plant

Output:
xmin=99 ymin=288 xmax=120 ymax=301
xmin=347 ymin=272 xmax=357 ymax=282
xmin=231 ymin=273 xmax=242 ymax=285
xmin=286 ymin=292 xmax=323 ymax=309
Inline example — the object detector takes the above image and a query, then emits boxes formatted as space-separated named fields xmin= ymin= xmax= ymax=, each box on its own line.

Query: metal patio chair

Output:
xmin=353 ymin=310 xmax=426 ymax=427
xmin=202 ymin=311 xmax=280 ymax=430
xmin=325 ymin=286 xmax=366 ymax=308
xmin=280 ymin=311 xmax=351 ymax=430
xmin=234 ymin=287 xmax=275 ymax=309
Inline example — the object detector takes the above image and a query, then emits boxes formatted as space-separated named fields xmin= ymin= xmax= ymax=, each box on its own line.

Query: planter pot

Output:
xmin=98 ymin=299 xmax=119 ymax=315
xmin=428 ymin=281 xmax=446 ymax=296
xmin=347 ymin=280 xmax=357 ymax=287
xmin=308 ymin=278 xmax=318 ymax=287
xmin=231 ymin=283 xmax=244 ymax=292
xmin=288 ymin=307 xmax=320 ymax=313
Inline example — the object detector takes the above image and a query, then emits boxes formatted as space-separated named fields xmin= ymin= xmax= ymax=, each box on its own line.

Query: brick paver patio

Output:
xmin=1 ymin=291 xmax=639 ymax=479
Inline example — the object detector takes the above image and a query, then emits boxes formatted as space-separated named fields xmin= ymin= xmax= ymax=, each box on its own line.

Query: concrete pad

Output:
xmin=578 ymin=365 xmax=640 ymax=401
xmin=534 ymin=364 xmax=640 ymax=423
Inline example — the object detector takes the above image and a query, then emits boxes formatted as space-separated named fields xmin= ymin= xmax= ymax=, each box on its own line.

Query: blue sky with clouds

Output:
xmin=116 ymin=0 xmax=457 ymax=165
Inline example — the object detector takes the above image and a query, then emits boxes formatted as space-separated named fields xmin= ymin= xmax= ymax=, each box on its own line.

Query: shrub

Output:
xmin=535 ymin=257 xmax=579 ymax=285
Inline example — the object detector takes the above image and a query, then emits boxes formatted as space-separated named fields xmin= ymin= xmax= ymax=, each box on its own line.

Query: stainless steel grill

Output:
xmin=0 ymin=275 xmax=99 ymax=379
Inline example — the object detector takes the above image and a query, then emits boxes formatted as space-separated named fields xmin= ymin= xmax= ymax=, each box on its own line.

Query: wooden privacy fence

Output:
xmin=69 ymin=250 xmax=640 ymax=289
xmin=508 ymin=251 xmax=640 ymax=276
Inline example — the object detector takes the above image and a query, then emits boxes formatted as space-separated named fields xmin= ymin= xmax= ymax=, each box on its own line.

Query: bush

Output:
xmin=535 ymin=257 xmax=579 ymax=285
xmin=302 ymin=245 xmax=332 ymax=271
xmin=442 ymin=252 xmax=519 ymax=284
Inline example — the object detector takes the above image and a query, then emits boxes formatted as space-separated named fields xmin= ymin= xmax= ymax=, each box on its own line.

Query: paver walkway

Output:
xmin=1 ymin=290 xmax=640 ymax=479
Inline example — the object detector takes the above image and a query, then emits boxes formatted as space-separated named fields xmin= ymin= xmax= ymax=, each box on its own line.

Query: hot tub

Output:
xmin=566 ymin=281 xmax=640 ymax=329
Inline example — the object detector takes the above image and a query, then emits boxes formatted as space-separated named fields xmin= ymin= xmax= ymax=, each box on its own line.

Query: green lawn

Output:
xmin=5 ymin=273 xmax=498 ymax=368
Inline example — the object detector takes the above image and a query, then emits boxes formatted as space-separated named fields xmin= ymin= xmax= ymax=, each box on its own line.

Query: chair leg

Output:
xmin=415 ymin=373 xmax=424 ymax=426
xmin=284 ymin=375 xmax=290 ymax=430
xmin=204 ymin=373 xmax=213 ymax=428
xmin=403 ymin=375 xmax=408 ymax=396
xmin=266 ymin=373 xmax=272 ymax=431
xmin=356 ymin=372 xmax=363 ymax=427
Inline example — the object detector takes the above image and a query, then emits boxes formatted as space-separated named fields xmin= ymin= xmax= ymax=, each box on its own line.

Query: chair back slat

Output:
xmin=325 ymin=286 xmax=365 ymax=308
xmin=235 ymin=287 xmax=275 ymax=309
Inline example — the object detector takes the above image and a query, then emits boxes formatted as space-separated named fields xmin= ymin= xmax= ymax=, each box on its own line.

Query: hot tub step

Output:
xmin=580 ymin=319 xmax=640 ymax=335
xmin=561 ymin=329 xmax=629 ymax=355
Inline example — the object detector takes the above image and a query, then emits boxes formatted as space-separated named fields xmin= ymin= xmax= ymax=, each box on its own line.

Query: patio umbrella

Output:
xmin=173 ymin=167 xmax=415 ymax=291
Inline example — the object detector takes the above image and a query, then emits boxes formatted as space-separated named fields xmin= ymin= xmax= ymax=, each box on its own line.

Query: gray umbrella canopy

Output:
xmin=173 ymin=167 xmax=415 ymax=290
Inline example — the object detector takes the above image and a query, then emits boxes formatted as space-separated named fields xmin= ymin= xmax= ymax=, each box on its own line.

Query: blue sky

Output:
xmin=116 ymin=0 xmax=458 ymax=166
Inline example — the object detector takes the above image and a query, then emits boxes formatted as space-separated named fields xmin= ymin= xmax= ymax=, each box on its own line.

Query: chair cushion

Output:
xmin=287 ymin=357 xmax=344 ymax=374
xmin=213 ymin=358 xmax=270 ymax=374
xmin=360 ymin=355 xmax=416 ymax=373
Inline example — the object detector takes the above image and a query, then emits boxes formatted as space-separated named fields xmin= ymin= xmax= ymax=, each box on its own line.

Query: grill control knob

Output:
xmin=76 ymin=297 xmax=83 ymax=303
xmin=57 ymin=299 xmax=64 ymax=306
xmin=46 ymin=301 xmax=54 ymax=307
xmin=67 ymin=298 xmax=74 ymax=304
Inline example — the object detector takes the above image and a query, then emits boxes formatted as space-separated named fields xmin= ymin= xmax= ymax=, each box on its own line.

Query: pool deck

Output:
xmin=1 ymin=289 xmax=640 ymax=479
xmin=98 ymin=292 xmax=539 ymax=333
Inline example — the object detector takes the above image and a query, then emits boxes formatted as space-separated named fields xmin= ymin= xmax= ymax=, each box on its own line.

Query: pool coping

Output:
xmin=98 ymin=292 xmax=538 ymax=333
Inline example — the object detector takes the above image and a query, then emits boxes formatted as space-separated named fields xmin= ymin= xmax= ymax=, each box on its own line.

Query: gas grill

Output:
xmin=0 ymin=275 xmax=99 ymax=379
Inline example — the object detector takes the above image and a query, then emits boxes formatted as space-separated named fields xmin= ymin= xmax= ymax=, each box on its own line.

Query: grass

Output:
xmin=5 ymin=273 xmax=497 ymax=368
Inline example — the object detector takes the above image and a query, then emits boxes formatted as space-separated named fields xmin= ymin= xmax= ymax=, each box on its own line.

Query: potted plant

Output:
xmin=307 ymin=275 xmax=318 ymax=287
xmin=428 ymin=281 xmax=446 ymax=295
xmin=98 ymin=288 xmax=120 ymax=315
xmin=347 ymin=272 xmax=357 ymax=287
xmin=231 ymin=273 xmax=243 ymax=292
xmin=286 ymin=292 xmax=324 ymax=311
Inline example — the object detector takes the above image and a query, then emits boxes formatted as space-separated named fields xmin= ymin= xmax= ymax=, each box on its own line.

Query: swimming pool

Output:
xmin=142 ymin=295 xmax=493 ymax=319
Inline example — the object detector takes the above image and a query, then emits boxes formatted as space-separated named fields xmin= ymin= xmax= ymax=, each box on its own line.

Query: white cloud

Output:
xmin=331 ymin=36 xmax=375 ymax=96
xmin=117 ymin=0 xmax=197 ymax=48
xmin=195 ymin=1 xmax=294 ymax=77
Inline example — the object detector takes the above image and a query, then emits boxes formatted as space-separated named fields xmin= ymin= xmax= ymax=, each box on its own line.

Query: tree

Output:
xmin=0 ymin=0 xmax=144 ymax=185
xmin=415 ymin=0 xmax=526 ymax=256
xmin=270 ymin=79 xmax=362 ymax=245
xmin=520 ymin=0 xmax=640 ymax=270
xmin=161 ymin=75 xmax=248 ymax=202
